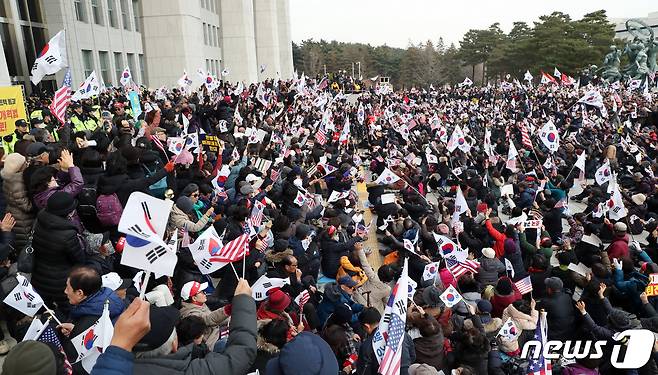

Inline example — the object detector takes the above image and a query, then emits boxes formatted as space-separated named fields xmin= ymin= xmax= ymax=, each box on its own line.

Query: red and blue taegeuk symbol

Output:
xmin=83 ymin=329 xmax=97 ymax=350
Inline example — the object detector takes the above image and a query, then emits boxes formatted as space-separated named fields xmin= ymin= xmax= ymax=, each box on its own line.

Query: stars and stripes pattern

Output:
xmin=50 ymin=68 xmax=72 ymax=124
xmin=528 ymin=312 xmax=552 ymax=375
xmin=378 ymin=312 xmax=406 ymax=375
xmin=295 ymin=289 xmax=311 ymax=311
xmin=519 ymin=122 xmax=533 ymax=149
xmin=446 ymin=258 xmax=479 ymax=279
xmin=210 ymin=234 xmax=249 ymax=263
xmin=315 ymin=127 xmax=327 ymax=145
xmin=514 ymin=276 xmax=533 ymax=295
xmin=38 ymin=325 xmax=73 ymax=374
xmin=250 ymin=200 xmax=265 ymax=228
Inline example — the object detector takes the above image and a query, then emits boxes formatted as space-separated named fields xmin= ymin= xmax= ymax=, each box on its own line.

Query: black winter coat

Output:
xmin=31 ymin=210 xmax=85 ymax=313
xmin=97 ymin=168 xmax=168 ymax=207
xmin=538 ymin=291 xmax=577 ymax=341
xmin=320 ymin=236 xmax=360 ymax=279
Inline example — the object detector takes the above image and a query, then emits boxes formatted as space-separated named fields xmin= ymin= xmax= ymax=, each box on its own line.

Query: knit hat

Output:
xmin=295 ymin=224 xmax=311 ymax=239
xmin=545 ymin=277 xmax=563 ymax=291
xmin=176 ymin=196 xmax=195 ymax=214
xmin=3 ymin=153 xmax=26 ymax=174
xmin=496 ymin=278 xmax=513 ymax=295
xmin=482 ymin=247 xmax=495 ymax=259
xmin=477 ymin=299 xmax=493 ymax=314
xmin=240 ymin=183 xmax=254 ymax=195
xmin=272 ymin=239 xmax=289 ymax=253
xmin=46 ymin=191 xmax=77 ymax=217
xmin=409 ymin=363 xmax=440 ymax=375
xmin=608 ymin=309 xmax=632 ymax=331
xmin=337 ymin=276 xmax=357 ymax=288
xmin=2 ymin=341 xmax=56 ymax=375
xmin=632 ymin=193 xmax=647 ymax=206
xmin=422 ymin=285 xmax=443 ymax=307
xmin=134 ymin=306 xmax=180 ymax=352
xmin=266 ymin=332 xmax=339 ymax=375
xmin=614 ymin=222 xmax=627 ymax=233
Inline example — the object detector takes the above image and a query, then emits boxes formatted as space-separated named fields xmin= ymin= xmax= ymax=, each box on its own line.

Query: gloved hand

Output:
xmin=164 ymin=161 xmax=175 ymax=173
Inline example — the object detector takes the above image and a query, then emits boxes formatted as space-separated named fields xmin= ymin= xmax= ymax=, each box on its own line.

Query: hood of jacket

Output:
xmin=70 ymin=287 xmax=125 ymax=321
xmin=257 ymin=336 xmax=281 ymax=355
xmin=323 ymin=282 xmax=348 ymax=303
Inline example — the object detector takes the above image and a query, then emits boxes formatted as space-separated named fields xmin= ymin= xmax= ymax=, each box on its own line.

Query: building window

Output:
xmin=27 ymin=1 xmax=44 ymax=23
xmin=208 ymin=24 xmax=213 ymax=46
xmin=206 ymin=59 xmax=210 ymax=74
xmin=214 ymin=60 xmax=219 ymax=77
xmin=82 ymin=50 xmax=94 ymax=77
xmin=132 ymin=0 xmax=140 ymax=32
xmin=120 ymin=0 xmax=130 ymax=30
xmin=74 ymin=0 xmax=87 ymax=22
xmin=114 ymin=52 xmax=123 ymax=83
xmin=202 ymin=23 xmax=207 ymax=45
xmin=107 ymin=0 xmax=117 ymax=28
xmin=214 ymin=26 xmax=219 ymax=47
xmin=139 ymin=54 xmax=147 ymax=86
xmin=127 ymin=53 xmax=136 ymax=83
xmin=0 ymin=23 xmax=19 ymax=75
xmin=91 ymin=0 xmax=103 ymax=25
xmin=98 ymin=51 xmax=110 ymax=85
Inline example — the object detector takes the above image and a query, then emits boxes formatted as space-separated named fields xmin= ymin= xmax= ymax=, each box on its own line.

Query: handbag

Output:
xmin=17 ymin=221 xmax=38 ymax=274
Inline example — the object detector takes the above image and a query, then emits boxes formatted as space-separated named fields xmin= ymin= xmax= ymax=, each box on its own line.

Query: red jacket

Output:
xmin=485 ymin=220 xmax=507 ymax=258
xmin=607 ymin=233 xmax=629 ymax=261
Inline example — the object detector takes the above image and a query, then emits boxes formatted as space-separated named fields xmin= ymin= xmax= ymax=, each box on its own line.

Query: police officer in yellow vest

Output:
xmin=2 ymin=119 xmax=29 ymax=154
xmin=70 ymin=103 xmax=98 ymax=133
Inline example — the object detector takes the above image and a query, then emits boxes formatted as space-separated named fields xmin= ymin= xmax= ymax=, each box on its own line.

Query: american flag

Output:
xmin=519 ymin=122 xmax=533 ymax=149
xmin=355 ymin=222 xmax=370 ymax=237
xmin=446 ymin=258 xmax=479 ymax=279
xmin=295 ymin=289 xmax=311 ymax=312
xmin=527 ymin=312 xmax=552 ymax=375
xmin=515 ymin=276 xmax=533 ymax=295
xmin=270 ymin=168 xmax=280 ymax=182
xmin=315 ymin=127 xmax=327 ymax=145
xmin=250 ymin=200 xmax=265 ymax=228
xmin=38 ymin=325 xmax=73 ymax=375
xmin=49 ymin=68 xmax=72 ymax=124
xmin=209 ymin=234 xmax=249 ymax=263
xmin=378 ymin=312 xmax=406 ymax=375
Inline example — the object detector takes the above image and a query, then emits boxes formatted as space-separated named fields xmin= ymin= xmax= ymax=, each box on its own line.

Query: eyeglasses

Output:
xmin=191 ymin=193 xmax=199 ymax=197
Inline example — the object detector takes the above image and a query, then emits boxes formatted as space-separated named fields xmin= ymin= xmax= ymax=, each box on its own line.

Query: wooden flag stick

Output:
xmin=230 ymin=262 xmax=240 ymax=280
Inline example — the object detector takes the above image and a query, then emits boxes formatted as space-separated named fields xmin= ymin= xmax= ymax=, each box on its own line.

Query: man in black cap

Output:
xmin=23 ymin=141 xmax=50 ymax=189
xmin=2 ymin=118 xmax=29 ymax=154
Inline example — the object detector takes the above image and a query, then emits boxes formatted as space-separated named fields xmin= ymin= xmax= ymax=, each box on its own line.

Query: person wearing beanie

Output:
xmin=167 ymin=195 xmax=213 ymax=234
xmin=606 ymin=218 xmax=630 ymax=261
xmin=1 ymin=152 xmax=35 ymax=254
xmin=179 ymin=280 xmax=231 ymax=350
xmin=477 ymin=247 xmax=505 ymax=287
xmin=266 ymin=332 xmax=339 ymax=375
xmin=538 ymin=276 xmax=576 ymax=341
xmin=490 ymin=276 xmax=521 ymax=318
xmin=31 ymin=191 xmax=86 ymax=315
xmin=2 ymin=341 xmax=58 ymax=375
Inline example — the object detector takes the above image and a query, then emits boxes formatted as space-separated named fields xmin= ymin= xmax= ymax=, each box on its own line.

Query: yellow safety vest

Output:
xmin=71 ymin=115 xmax=98 ymax=132
xmin=30 ymin=110 xmax=43 ymax=121
xmin=2 ymin=133 xmax=18 ymax=154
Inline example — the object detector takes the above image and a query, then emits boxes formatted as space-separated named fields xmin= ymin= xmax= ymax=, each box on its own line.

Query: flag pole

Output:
xmin=139 ymin=271 xmax=151 ymax=300
xmin=242 ymin=255 xmax=246 ymax=279
xmin=43 ymin=304 xmax=63 ymax=326
xmin=229 ymin=262 xmax=240 ymax=280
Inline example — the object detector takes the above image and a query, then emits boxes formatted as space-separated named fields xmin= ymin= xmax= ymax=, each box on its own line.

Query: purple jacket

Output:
xmin=33 ymin=166 xmax=84 ymax=210
xmin=561 ymin=364 xmax=600 ymax=375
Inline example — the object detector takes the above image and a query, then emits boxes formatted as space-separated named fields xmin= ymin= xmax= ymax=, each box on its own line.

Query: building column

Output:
xmin=0 ymin=32 xmax=12 ymax=86
xmin=276 ymin=0 xmax=293 ymax=80
xmin=220 ymin=0 xmax=258 ymax=83
xmin=253 ymin=0 xmax=280 ymax=81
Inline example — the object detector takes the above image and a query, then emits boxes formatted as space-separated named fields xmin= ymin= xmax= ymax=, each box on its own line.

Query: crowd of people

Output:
xmin=0 ymin=72 xmax=656 ymax=375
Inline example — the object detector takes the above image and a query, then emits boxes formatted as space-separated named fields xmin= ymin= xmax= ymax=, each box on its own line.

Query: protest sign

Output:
xmin=0 ymin=86 xmax=27 ymax=137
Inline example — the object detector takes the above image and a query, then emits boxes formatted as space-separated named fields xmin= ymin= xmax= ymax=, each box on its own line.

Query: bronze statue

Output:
xmin=605 ymin=19 xmax=657 ymax=82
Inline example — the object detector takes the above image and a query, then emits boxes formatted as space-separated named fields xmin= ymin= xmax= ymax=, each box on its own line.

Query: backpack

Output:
xmin=77 ymin=183 xmax=98 ymax=219
xmin=96 ymin=193 xmax=123 ymax=226
xmin=143 ymin=164 xmax=167 ymax=198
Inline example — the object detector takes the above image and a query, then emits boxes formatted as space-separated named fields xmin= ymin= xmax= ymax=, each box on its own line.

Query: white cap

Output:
xmin=180 ymin=281 xmax=208 ymax=300
xmin=101 ymin=272 xmax=123 ymax=291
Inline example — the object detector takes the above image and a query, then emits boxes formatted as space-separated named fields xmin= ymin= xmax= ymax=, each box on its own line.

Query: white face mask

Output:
xmin=293 ymin=178 xmax=303 ymax=188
